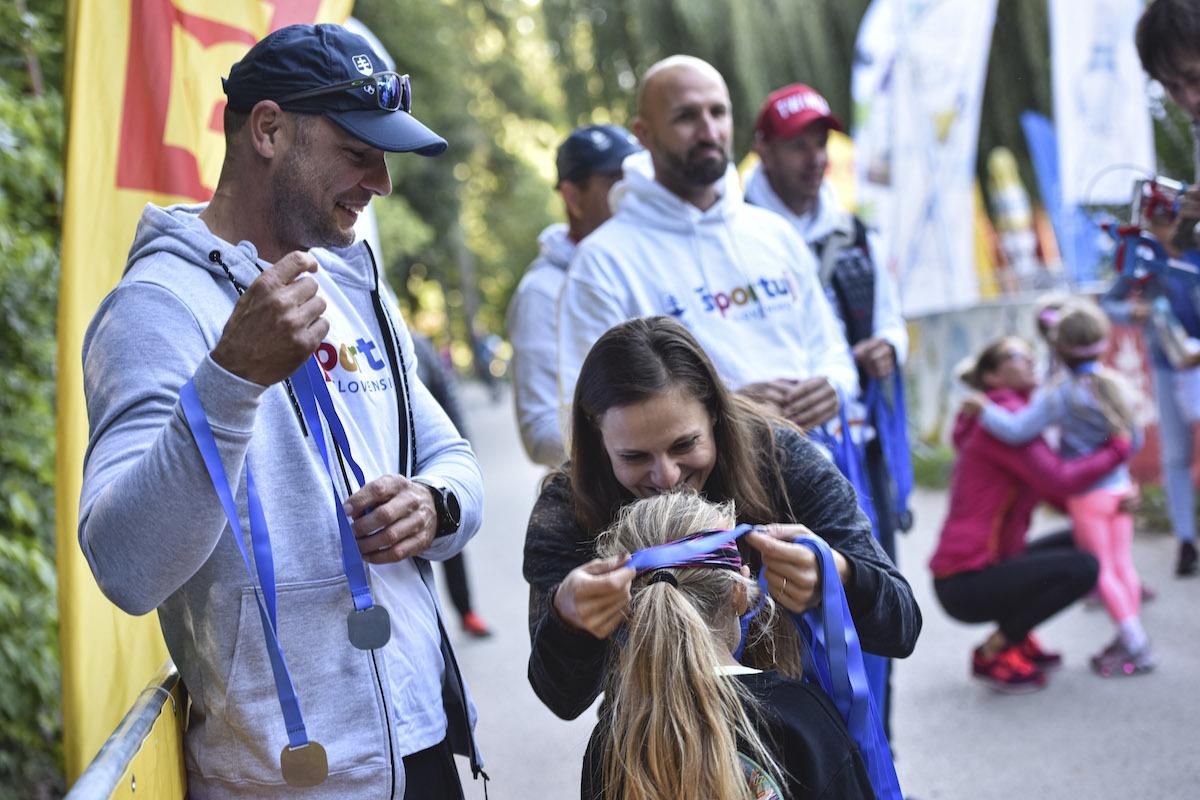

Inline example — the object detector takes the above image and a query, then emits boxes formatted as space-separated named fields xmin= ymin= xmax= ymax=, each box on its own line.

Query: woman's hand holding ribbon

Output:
xmin=552 ymin=556 xmax=635 ymax=640
xmin=745 ymin=524 xmax=849 ymax=614
xmin=344 ymin=475 xmax=438 ymax=564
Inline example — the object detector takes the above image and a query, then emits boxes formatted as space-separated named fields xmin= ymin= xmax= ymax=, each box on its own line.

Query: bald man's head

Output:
xmin=632 ymin=55 xmax=733 ymax=204
xmin=636 ymin=55 xmax=727 ymax=118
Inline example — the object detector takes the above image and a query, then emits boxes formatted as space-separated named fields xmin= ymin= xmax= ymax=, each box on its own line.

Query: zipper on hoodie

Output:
xmin=208 ymin=250 xmax=309 ymax=437
xmin=364 ymin=243 xmax=417 ymax=475
xmin=369 ymin=651 xmax=398 ymax=798
xmin=363 ymin=245 xmax=489 ymax=792
xmin=329 ymin=423 xmax=399 ymax=798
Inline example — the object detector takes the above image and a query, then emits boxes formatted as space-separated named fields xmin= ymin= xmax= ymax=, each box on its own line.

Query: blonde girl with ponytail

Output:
xmin=580 ymin=491 xmax=875 ymax=800
xmin=964 ymin=299 xmax=1154 ymax=677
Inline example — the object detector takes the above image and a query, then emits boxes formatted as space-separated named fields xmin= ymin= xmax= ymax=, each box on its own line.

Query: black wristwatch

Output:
xmin=415 ymin=479 xmax=461 ymax=537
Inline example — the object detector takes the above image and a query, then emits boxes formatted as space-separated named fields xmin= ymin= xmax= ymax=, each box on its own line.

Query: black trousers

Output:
xmin=440 ymin=553 xmax=472 ymax=619
xmin=934 ymin=531 xmax=1099 ymax=644
xmin=403 ymin=737 xmax=464 ymax=800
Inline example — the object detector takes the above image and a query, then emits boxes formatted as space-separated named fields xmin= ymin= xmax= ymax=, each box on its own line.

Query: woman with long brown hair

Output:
xmin=522 ymin=316 xmax=919 ymax=722
xmin=581 ymin=491 xmax=875 ymax=800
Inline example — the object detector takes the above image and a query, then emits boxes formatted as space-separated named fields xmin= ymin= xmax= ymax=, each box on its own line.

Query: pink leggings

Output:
xmin=1067 ymin=490 xmax=1141 ymax=624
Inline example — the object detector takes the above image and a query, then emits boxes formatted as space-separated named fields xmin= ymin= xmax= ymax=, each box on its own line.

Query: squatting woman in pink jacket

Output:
xmin=929 ymin=336 xmax=1131 ymax=693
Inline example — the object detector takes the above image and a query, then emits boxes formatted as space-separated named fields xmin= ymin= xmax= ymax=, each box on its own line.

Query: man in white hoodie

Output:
xmin=556 ymin=56 xmax=856 ymax=430
xmin=507 ymin=125 xmax=641 ymax=467
xmin=745 ymin=83 xmax=910 ymax=556
xmin=746 ymin=82 xmax=911 ymax=740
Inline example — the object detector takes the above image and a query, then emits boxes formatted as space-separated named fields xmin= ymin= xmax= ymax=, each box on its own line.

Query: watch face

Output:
xmin=443 ymin=489 xmax=461 ymax=529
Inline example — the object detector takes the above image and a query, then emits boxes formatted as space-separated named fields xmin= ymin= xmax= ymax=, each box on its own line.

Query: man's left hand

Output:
xmin=852 ymin=337 xmax=896 ymax=380
xmin=344 ymin=475 xmax=439 ymax=564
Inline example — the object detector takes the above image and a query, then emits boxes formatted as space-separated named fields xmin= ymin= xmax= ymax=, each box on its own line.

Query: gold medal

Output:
xmin=280 ymin=740 xmax=329 ymax=787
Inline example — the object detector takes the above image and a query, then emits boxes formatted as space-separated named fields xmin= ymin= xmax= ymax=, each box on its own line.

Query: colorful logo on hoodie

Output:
xmin=693 ymin=275 xmax=799 ymax=320
xmin=315 ymin=337 xmax=392 ymax=394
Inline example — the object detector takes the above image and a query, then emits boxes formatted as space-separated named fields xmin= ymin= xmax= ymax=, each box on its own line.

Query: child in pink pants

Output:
xmin=967 ymin=300 xmax=1154 ymax=676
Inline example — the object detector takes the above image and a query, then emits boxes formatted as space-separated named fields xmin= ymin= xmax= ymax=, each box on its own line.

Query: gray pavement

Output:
xmin=448 ymin=383 xmax=1197 ymax=799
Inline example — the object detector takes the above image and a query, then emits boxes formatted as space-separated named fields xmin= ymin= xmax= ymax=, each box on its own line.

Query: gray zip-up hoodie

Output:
xmin=79 ymin=204 xmax=484 ymax=798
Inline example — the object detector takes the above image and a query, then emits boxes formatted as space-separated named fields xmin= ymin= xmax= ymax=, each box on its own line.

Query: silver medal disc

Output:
xmin=347 ymin=605 xmax=391 ymax=650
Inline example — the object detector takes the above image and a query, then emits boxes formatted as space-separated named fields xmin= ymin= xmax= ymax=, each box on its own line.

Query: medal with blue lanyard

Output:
xmin=289 ymin=358 xmax=393 ymax=650
xmin=180 ymin=381 xmax=328 ymax=787
xmin=627 ymin=525 xmax=903 ymax=800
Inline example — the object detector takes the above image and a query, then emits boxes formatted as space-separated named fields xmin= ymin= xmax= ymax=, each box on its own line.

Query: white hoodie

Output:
xmin=744 ymin=165 xmax=908 ymax=366
xmin=506 ymin=223 xmax=575 ymax=467
xmin=557 ymin=153 xmax=856 ymax=407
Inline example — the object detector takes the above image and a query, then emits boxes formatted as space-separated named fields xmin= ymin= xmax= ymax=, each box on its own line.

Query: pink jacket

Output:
xmin=929 ymin=388 xmax=1131 ymax=577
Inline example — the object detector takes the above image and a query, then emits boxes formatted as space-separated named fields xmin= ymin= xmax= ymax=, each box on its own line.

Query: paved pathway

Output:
xmin=448 ymin=384 xmax=1197 ymax=799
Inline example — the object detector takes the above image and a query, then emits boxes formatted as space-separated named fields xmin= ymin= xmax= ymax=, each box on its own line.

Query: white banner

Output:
xmin=1051 ymin=0 xmax=1155 ymax=206
xmin=852 ymin=0 xmax=998 ymax=316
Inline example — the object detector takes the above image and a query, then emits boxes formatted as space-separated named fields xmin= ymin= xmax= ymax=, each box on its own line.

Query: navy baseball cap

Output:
xmin=556 ymin=125 xmax=641 ymax=185
xmin=222 ymin=24 xmax=447 ymax=156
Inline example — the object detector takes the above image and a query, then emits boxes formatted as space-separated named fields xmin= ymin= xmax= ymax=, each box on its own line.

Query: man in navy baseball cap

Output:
xmin=223 ymin=23 xmax=446 ymax=155
xmin=506 ymin=124 xmax=641 ymax=466
xmin=555 ymin=124 xmax=641 ymax=186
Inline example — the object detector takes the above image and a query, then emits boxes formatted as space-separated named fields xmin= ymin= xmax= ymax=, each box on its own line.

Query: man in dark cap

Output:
xmin=506 ymin=124 xmax=641 ymax=467
xmin=78 ymin=24 xmax=485 ymax=797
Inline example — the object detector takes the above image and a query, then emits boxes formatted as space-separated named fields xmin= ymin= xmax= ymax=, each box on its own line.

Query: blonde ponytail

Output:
xmin=1089 ymin=367 xmax=1137 ymax=436
xmin=595 ymin=492 xmax=785 ymax=800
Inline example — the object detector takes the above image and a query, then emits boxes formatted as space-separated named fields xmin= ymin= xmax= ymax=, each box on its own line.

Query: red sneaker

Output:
xmin=972 ymin=645 xmax=1047 ymax=694
xmin=461 ymin=611 xmax=493 ymax=638
xmin=1018 ymin=633 xmax=1063 ymax=671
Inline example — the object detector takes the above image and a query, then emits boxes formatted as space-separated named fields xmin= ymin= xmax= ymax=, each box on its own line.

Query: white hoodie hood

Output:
xmin=743 ymin=163 xmax=848 ymax=244
xmin=743 ymin=163 xmax=909 ymax=366
xmin=556 ymin=153 xmax=857 ymax=406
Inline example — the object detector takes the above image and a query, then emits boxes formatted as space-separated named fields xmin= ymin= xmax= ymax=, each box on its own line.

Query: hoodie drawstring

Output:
xmin=208 ymin=249 xmax=309 ymax=437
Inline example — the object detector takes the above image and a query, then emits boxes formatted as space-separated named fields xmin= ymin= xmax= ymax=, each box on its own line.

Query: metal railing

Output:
xmin=65 ymin=661 xmax=183 ymax=799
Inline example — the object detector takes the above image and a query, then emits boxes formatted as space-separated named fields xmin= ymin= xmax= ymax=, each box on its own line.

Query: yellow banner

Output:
xmin=58 ymin=0 xmax=352 ymax=785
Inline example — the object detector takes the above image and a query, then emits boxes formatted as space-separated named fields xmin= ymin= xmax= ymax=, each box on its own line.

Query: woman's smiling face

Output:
xmin=597 ymin=387 xmax=718 ymax=498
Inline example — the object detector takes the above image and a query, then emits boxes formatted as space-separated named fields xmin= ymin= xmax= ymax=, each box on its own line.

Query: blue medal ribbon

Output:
xmin=288 ymin=360 xmax=378 ymax=615
xmin=180 ymin=380 xmax=310 ymax=752
xmin=809 ymin=398 xmax=878 ymax=532
xmin=768 ymin=538 xmax=900 ymax=798
xmin=864 ymin=370 xmax=914 ymax=515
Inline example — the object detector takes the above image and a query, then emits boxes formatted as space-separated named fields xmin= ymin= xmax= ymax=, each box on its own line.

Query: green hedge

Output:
xmin=0 ymin=6 xmax=65 ymax=791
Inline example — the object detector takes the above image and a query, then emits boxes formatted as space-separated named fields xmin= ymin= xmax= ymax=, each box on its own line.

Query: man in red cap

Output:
xmin=746 ymin=82 xmax=909 ymax=553
xmin=746 ymin=82 xmax=912 ymax=737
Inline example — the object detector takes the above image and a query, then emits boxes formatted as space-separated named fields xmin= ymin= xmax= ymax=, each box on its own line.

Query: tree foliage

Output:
xmin=0 ymin=0 xmax=65 ymax=794
xmin=357 ymin=0 xmax=1194 ymax=358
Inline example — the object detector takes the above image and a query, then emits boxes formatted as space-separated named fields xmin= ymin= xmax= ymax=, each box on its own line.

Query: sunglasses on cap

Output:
xmin=278 ymin=71 xmax=412 ymax=113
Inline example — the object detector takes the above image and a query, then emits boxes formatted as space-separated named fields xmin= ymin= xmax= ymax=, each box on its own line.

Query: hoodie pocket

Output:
xmin=200 ymin=576 xmax=389 ymax=785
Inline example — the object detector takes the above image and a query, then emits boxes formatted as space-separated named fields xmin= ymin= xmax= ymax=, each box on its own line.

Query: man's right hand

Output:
xmin=552 ymin=555 xmax=634 ymax=640
xmin=211 ymin=252 xmax=329 ymax=386
xmin=782 ymin=376 xmax=840 ymax=429
xmin=737 ymin=378 xmax=799 ymax=416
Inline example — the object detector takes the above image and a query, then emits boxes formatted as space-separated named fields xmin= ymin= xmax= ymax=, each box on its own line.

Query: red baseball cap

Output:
xmin=754 ymin=84 xmax=844 ymax=142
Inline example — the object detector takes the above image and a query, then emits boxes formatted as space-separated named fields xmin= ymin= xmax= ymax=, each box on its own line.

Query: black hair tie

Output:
xmin=647 ymin=570 xmax=678 ymax=588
